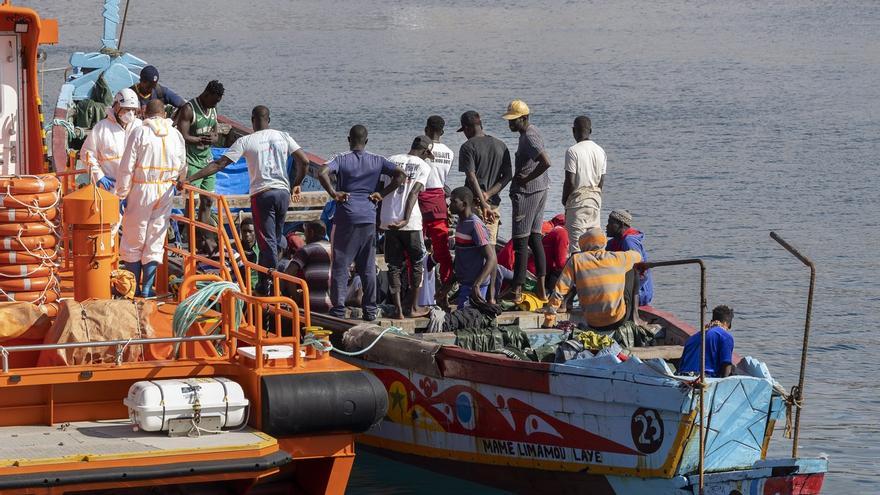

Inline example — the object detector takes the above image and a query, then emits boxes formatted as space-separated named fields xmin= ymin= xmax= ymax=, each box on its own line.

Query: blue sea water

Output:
xmin=29 ymin=0 xmax=879 ymax=492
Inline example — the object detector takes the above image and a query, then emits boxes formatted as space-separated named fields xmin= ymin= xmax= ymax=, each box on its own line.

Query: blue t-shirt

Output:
xmin=326 ymin=150 xmax=397 ymax=225
xmin=454 ymin=214 xmax=491 ymax=286
xmin=679 ymin=325 xmax=734 ymax=377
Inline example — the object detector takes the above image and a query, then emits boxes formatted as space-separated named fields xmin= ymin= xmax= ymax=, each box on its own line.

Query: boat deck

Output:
xmin=0 ymin=420 xmax=275 ymax=468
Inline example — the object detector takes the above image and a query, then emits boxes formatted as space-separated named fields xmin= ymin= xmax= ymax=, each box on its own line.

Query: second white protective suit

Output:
xmin=115 ymin=116 xmax=186 ymax=264
xmin=80 ymin=89 xmax=143 ymax=185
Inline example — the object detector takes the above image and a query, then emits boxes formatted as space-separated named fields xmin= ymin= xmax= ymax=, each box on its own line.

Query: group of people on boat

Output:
xmin=77 ymin=65 xmax=735 ymax=377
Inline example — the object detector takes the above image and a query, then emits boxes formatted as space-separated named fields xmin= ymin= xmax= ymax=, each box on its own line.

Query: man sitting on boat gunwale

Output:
xmin=678 ymin=305 xmax=735 ymax=378
xmin=447 ymin=186 xmax=498 ymax=308
xmin=184 ymin=105 xmax=312 ymax=295
xmin=547 ymin=227 xmax=650 ymax=347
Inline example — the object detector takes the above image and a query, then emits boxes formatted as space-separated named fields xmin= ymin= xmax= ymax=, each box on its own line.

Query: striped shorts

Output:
xmin=510 ymin=189 xmax=548 ymax=239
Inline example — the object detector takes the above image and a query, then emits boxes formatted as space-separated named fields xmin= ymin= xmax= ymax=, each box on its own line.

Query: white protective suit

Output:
xmin=80 ymin=108 xmax=143 ymax=183
xmin=115 ymin=117 xmax=186 ymax=264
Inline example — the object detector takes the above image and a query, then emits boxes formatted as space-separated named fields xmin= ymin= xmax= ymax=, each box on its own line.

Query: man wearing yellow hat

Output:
xmin=502 ymin=99 xmax=551 ymax=302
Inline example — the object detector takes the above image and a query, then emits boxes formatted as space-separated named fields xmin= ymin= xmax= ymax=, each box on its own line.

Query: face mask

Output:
xmin=118 ymin=110 xmax=134 ymax=125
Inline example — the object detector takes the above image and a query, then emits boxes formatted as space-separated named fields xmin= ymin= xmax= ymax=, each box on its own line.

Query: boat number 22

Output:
xmin=630 ymin=408 xmax=664 ymax=454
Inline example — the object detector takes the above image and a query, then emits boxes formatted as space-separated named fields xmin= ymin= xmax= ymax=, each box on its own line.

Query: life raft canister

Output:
xmin=0 ymin=175 xmax=61 ymax=307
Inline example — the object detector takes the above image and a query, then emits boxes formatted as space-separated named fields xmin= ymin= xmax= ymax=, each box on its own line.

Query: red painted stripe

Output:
xmin=437 ymin=346 xmax=551 ymax=394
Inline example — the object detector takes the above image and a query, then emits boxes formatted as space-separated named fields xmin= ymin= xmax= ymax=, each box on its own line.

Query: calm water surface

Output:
xmin=29 ymin=1 xmax=879 ymax=492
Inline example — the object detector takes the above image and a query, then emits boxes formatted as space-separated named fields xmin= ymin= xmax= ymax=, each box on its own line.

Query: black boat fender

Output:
xmin=260 ymin=370 xmax=388 ymax=437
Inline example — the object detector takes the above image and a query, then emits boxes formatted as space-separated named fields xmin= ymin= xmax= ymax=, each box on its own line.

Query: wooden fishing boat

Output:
xmin=310 ymin=256 xmax=828 ymax=495
xmin=0 ymin=2 xmax=387 ymax=494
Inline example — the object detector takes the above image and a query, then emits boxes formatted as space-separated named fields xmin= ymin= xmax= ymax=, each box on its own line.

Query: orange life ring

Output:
xmin=0 ymin=251 xmax=58 ymax=264
xmin=0 ymin=207 xmax=59 ymax=222
xmin=0 ymin=235 xmax=57 ymax=251
xmin=0 ymin=222 xmax=54 ymax=236
xmin=0 ymin=288 xmax=59 ymax=303
xmin=0 ymin=175 xmax=61 ymax=194
xmin=0 ymin=264 xmax=52 ymax=277
xmin=0 ymin=191 xmax=57 ymax=209
xmin=0 ymin=276 xmax=55 ymax=292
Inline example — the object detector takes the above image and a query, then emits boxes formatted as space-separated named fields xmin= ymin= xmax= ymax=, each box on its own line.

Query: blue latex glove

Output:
xmin=97 ymin=176 xmax=115 ymax=191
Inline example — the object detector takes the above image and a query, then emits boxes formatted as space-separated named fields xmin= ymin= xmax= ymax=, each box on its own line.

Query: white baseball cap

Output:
xmin=114 ymin=88 xmax=139 ymax=109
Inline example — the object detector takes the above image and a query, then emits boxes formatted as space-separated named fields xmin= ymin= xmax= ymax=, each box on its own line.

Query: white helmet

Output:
xmin=113 ymin=88 xmax=139 ymax=109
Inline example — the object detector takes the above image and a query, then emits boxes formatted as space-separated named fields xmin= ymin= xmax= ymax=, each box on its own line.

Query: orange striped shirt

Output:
xmin=551 ymin=249 xmax=642 ymax=327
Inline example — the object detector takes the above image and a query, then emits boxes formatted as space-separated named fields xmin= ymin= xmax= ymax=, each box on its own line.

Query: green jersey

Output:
xmin=184 ymin=97 xmax=217 ymax=170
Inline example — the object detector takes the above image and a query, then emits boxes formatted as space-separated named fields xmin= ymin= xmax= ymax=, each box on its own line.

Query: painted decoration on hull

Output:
xmin=368 ymin=366 xmax=692 ymax=477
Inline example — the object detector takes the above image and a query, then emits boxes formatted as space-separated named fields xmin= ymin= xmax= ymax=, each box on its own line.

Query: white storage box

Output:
xmin=123 ymin=377 xmax=249 ymax=432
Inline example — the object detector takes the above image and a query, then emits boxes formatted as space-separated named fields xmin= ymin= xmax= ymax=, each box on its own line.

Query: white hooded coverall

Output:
xmin=80 ymin=108 xmax=143 ymax=183
xmin=115 ymin=117 xmax=186 ymax=264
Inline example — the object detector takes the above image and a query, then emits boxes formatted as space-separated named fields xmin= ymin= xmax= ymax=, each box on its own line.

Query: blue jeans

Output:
xmin=250 ymin=188 xmax=290 ymax=293
xmin=329 ymin=222 xmax=377 ymax=319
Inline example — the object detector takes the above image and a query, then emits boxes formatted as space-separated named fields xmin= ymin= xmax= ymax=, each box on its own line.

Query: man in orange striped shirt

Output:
xmin=548 ymin=227 xmax=642 ymax=330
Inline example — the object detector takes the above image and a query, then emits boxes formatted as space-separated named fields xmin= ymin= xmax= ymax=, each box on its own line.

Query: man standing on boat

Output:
xmin=185 ymin=105 xmax=311 ymax=295
xmin=115 ymin=100 xmax=187 ymax=298
xmin=458 ymin=110 xmax=511 ymax=245
xmin=420 ymin=116 xmax=454 ymax=287
xmin=381 ymin=135 xmax=434 ymax=319
xmin=605 ymin=209 xmax=654 ymax=306
xmin=679 ymin=305 xmax=735 ymax=378
xmin=503 ymin=99 xmax=551 ymax=302
xmin=81 ymin=88 xmax=142 ymax=190
xmin=562 ymin=115 xmax=605 ymax=251
xmin=176 ymin=80 xmax=224 ymax=253
xmin=130 ymin=65 xmax=185 ymax=114
xmin=317 ymin=125 xmax=405 ymax=321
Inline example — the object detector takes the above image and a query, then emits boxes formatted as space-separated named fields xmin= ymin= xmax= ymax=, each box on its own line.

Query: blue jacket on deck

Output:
xmin=607 ymin=229 xmax=654 ymax=306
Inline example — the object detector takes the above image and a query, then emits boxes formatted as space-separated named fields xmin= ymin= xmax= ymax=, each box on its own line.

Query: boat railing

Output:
xmin=167 ymin=183 xmax=312 ymax=329
xmin=640 ymin=258 xmax=707 ymax=494
xmin=0 ymin=334 xmax=225 ymax=374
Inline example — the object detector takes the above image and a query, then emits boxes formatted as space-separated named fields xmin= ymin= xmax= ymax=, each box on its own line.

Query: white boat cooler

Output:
xmin=124 ymin=377 xmax=249 ymax=432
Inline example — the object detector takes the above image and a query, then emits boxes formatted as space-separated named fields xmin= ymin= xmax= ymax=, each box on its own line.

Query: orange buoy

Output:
xmin=64 ymin=184 xmax=119 ymax=301
xmin=0 ymin=234 xmax=57 ymax=251
xmin=0 ymin=222 xmax=54 ymax=236
xmin=0 ymin=207 xmax=59 ymax=222
xmin=0 ymin=276 xmax=54 ymax=291
xmin=0 ymin=175 xmax=61 ymax=194
xmin=0 ymin=191 xmax=57 ymax=209
xmin=0 ymin=264 xmax=52 ymax=277
xmin=0 ymin=251 xmax=57 ymax=264
xmin=0 ymin=288 xmax=59 ymax=303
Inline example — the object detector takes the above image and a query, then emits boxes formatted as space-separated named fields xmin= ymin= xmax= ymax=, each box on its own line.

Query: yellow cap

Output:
xmin=502 ymin=99 xmax=530 ymax=120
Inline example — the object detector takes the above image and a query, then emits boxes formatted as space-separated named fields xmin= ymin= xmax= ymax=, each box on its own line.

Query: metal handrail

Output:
xmin=770 ymin=231 xmax=815 ymax=459
xmin=641 ymin=258 xmax=706 ymax=494
xmin=167 ymin=183 xmax=312 ymax=328
xmin=0 ymin=334 xmax=225 ymax=373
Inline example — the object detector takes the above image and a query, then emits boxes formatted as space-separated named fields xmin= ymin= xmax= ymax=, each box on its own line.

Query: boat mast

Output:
xmin=100 ymin=0 xmax=124 ymax=50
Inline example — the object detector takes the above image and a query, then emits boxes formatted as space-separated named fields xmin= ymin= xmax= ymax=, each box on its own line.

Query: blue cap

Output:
xmin=140 ymin=65 xmax=159 ymax=83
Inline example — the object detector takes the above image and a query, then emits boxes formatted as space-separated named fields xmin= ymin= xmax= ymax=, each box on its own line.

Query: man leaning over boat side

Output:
xmin=184 ymin=105 xmax=312 ymax=296
xmin=678 ymin=305 xmax=735 ymax=378
xmin=80 ymin=88 xmax=142 ymax=191
xmin=547 ymin=227 xmax=650 ymax=347
xmin=503 ymin=99 xmax=551 ymax=303
xmin=317 ymin=125 xmax=405 ymax=321
xmin=115 ymin=100 xmax=187 ymax=298
xmin=176 ymin=80 xmax=224 ymax=254
xmin=130 ymin=65 xmax=186 ymax=115
xmin=562 ymin=115 xmax=606 ymax=252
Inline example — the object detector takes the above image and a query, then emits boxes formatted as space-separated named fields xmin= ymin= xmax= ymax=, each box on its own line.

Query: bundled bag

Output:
xmin=37 ymin=299 xmax=157 ymax=366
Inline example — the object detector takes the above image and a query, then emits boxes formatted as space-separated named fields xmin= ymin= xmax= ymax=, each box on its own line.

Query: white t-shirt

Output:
xmin=564 ymin=140 xmax=607 ymax=190
xmin=380 ymin=154 xmax=430 ymax=231
xmin=223 ymin=129 xmax=301 ymax=196
xmin=424 ymin=141 xmax=453 ymax=189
